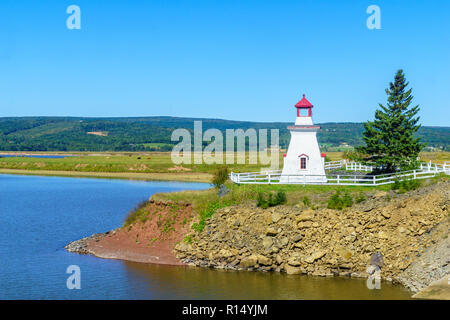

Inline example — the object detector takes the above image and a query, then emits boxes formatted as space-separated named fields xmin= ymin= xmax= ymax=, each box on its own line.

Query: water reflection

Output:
xmin=123 ymin=261 xmax=412 ymax=300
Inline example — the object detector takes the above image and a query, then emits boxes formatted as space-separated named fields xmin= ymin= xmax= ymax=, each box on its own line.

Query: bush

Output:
xmin=212 ymin=166 xmax=229 ymax=188
xmin=256 ymin=191 xmax=287 ymax=208
xmin=192 ymin=200 xmax=233 ymax=232
xmin=302 ymin=196 xmax=311 ymax=207
xmin=327 ymin=191 xmax=353 ymax=210
xmin=355 ymin=192 xmax=366 ymax=203
xmin=391 ymin=178 xmax=421 ymax=193
xmin=257 ymin=192 xmax=269 ymax=209
xmin=274 ymin=190 xmax=287 ymax=206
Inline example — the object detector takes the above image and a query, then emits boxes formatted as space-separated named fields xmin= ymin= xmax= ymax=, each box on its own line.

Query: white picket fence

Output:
xmin=324 ymin=160 xmax=347 ymax=170
xmin=230 ymin=161 xmax=450 ymax=186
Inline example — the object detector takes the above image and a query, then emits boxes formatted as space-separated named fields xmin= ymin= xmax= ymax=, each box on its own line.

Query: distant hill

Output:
xmin=0 ymin=116 xmax=448 ymax=152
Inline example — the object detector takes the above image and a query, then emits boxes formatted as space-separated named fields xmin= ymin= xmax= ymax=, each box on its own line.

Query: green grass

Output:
xmin=0 ymin=151 xmax=448 ymax=179
xmin=0 ymin=153 xmax=279 ymax=174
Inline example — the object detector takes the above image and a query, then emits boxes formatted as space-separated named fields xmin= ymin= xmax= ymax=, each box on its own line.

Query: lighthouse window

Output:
xmin=300 ymin=157 xmax=307 ymax=169
xmin=299 ymin=108 xmax=309 ymax=116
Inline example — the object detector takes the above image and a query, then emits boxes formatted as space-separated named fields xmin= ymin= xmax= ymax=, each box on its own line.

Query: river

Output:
xmin=0 ymin=174 xmax=412 ymax=299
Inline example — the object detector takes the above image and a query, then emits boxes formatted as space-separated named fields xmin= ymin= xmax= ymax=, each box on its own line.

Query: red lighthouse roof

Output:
xmin=295 ymin=94 xmax=313 ymax=108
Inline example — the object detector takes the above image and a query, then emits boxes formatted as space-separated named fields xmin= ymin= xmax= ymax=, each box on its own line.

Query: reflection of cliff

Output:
xmin=121 ymin=260 xmax=411 ymax=300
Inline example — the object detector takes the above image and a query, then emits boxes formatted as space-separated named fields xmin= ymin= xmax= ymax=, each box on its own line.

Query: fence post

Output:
xmin=268 ymin=174 xmax=271 ymax=184
xmin=413 ymin=170 xmax=416 ymax=179
xmin=373 ymin=176 xmax=376 ymax=185
xmin=337 ymin=175 xmax=340 ymax=184
xmin=303 ymin=174 xmax=306 ymax=186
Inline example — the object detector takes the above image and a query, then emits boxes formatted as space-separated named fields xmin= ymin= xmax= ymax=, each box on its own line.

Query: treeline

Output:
xmin=0 ymin=117 xmax=448 ymax=152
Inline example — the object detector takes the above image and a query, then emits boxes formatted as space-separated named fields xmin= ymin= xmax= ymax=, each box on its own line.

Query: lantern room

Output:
xmin=295 ymin=94 xmax=313 ymax=117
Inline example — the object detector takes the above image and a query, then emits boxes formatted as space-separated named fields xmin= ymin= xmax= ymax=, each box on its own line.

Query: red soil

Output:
xmin=85 ymin=201 xmax=193 ymax=266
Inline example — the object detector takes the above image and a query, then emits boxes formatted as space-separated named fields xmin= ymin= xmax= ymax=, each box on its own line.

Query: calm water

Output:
xmin=0 ymin=174 xmax=412 ymax=300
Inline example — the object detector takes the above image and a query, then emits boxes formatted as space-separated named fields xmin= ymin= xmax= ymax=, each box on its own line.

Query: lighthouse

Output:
xmin=280 ymin=94 xmax=327 ymax=183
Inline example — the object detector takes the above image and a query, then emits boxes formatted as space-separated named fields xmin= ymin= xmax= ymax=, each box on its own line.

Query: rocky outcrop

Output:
xmin=65 ymin=233 xmax=105 ymax=254
xmin=175 ymin=181 xmax=449 ymax=290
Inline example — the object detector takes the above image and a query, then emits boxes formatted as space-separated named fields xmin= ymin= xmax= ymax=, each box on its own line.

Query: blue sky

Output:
xmin=0 ymin=0 xmax=449 ymax=126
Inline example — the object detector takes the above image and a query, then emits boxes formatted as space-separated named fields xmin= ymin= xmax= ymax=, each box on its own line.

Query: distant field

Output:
xmin=0 ymin=151 xmax=448 ymax=182
xmin=0 ymin=152 xmax=276 ymax=175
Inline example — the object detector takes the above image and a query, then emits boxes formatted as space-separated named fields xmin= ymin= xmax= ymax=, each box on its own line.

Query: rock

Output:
xmin=297 ymin=221 xmax=313 ymax=229
xmin=218 ymin=249 xmax=235 ymax=258
xmin=257 ymin=255 xmax=272 ymax=266
xmin=262 ymin=237 xmax=273 ymax=248
xmin=265 ymin=227 xmax=278 ymax=236
xmin=381 ymin=211 xmax=391 ymax=219
xmin=305 ymin=250 xmax=326 ymax=264
xmin=296 ymin=210 xmax=315 ymax=222
xmin=271 ymin=212 xmax=283 ymax=223
xmin=412 ymin=275 xmax=450 ymax=300
xmin=336 ymin=248 xmax=353 ymax=261
xmin=240 ymin=255 xmax=258 ymax=268
xmin=287 ymin=256 xmax=302 ymax=266
xmin=280 ymin=237 xmax=289 ymax=246
xmin=285 ymin=265 xmax=303 ymax=275
xmin=378 ymin=231 xmax=388 ymax=239
xmin=275 ymin=255 xmax=283 ymax=264
xmin=398 ymin=226 xmax=407 ymax=233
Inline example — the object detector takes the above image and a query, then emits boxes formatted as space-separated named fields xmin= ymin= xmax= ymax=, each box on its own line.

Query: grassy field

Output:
xmin=0 ymin=151 xmax=448 ymax=182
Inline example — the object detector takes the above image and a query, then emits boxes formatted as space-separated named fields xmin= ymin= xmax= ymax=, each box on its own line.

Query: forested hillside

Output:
xmin=0 ymin=117 xmax=448 ymax=152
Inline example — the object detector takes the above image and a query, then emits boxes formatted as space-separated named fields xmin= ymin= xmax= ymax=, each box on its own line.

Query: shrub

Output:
xmin=256 ymin=191 xmax=287 ymax=208
xmin=302 ymin=196 xmax=311 ymax=207
xmin=391 ymin=178 xmax=421 ymax=193
xmin=327 ymin=191 xmax=353 ymax=210
xmin=212 ymin=166 xmax=229 ymax=188
xmin=274 ymin=191 xmax=287 ymax=206
xmin=355 ymin=192 xmax=366 ymax=203
xmin=257 ymin=192 xmax=268 ymax=208
xmin=192 ymin=200 xmax=233 ymax=232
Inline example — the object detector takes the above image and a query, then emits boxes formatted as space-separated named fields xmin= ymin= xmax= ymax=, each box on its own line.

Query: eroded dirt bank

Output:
xmin=175 ymin=181 xmax=449 ymax=293
xmin=66 ymin=200 xmax=194 ymax=265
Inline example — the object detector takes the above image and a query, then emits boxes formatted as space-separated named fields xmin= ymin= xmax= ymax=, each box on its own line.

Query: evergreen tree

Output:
xmin=358 ymin=69 xmax=424 ymax=172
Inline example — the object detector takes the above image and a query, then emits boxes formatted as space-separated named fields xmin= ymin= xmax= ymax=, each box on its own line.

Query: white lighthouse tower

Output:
xmin=280 ymin=94 xmax=327 ymax=183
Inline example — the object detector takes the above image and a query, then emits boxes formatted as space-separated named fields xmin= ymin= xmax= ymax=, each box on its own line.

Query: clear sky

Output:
xmin=0 ymin=0 xmax=449 ymax=126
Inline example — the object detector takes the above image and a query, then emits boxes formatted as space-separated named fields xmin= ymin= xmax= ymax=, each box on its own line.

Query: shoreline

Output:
xmin=65 ymin=231 xmax=186 ymax=266
xmin=0 ymin=168 xmax=212 ymax=183
xmin=66 ymin=200 xmax=198 ymax=266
